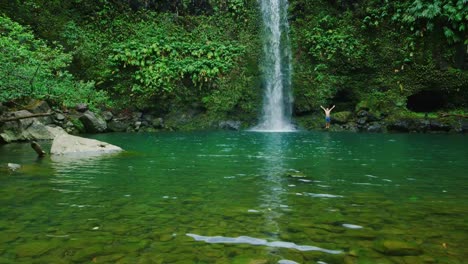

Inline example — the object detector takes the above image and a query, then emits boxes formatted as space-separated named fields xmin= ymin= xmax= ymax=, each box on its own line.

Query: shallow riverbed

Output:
xmin=0 ymin=131 xmax=467 ymax=263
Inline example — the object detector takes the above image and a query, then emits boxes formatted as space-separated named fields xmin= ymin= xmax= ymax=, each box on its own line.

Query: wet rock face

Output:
xmin=102 ymin=111 xmax=113 ymax=122
xmin=79 ymin=111 xmax=107 ymax=133
xmin=107 ymin=119 xmax=131 ymax=132
xmin=429 ymin=120 xmax=451 ymax=132
xmin=387 ymin=120 xmax=412 ymax=132
xmin=367 ymin=123 xmax=383 ymax=133
xmin=461 ymin=120 xmax=468 ymax=133
xmin=219 ymin=120 xmax=241 ymax=131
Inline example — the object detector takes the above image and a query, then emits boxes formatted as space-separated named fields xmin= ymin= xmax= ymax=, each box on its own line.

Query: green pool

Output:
xmin=0 ymin=131 xmax=467 ymax=263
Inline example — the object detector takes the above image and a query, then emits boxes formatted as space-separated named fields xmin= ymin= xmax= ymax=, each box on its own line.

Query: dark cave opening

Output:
xmin=332 ymin=89 xmax=357 ymax=110
xmin=406 ymin=90 xmax=448 ymax=112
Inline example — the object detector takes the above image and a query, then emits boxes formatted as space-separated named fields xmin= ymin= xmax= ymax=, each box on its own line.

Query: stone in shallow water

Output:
xmin=374 ymin=240 xmax=423 ymax=256
xmin=285 ymin=170 xmax=307 ymax=178
xmin=0 ymin=231 xmax=19 ymax=244
xmin=159 ymin=233 xmax=174 ymax=242
xmin=93 ymin=253 xmax=125 ymax=263
xmin=342 ymin=224 xmax=363 ymax=229
xmin=70 ymin=245 xmax=106 ymax=262
xmin=278 ymin=259 xmax=300 ymax=264
xmin=7 ymin=163 xmax=21 ymax=171
xmin=14 ymin=241 xmax=55 ymax=257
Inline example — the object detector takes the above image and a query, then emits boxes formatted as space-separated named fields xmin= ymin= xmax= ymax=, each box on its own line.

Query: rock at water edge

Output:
xmin=50 ymin=133 xmax=123 ymax=156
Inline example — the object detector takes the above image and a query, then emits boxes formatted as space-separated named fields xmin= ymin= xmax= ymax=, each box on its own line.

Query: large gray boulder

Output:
xmin=25 ymin=100 xmax=53 ymax=125
xmin=107 ymin=119 xmax=131 ymax=132
xmin=79 ymin=111 xmax=107 ymax=133
xmin=51 ymin=133 xmax=123 ymax=156
xmin=0 ymin=110 xmax=66 ymax=143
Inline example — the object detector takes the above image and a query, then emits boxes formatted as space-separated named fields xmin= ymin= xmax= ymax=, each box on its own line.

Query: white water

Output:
xmin=252 ymin=0 xmax=295 ymax=132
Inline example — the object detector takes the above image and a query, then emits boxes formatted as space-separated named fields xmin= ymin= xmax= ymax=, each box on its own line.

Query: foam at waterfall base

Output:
xmin=249 ymin=123 xmax=297 ymax=133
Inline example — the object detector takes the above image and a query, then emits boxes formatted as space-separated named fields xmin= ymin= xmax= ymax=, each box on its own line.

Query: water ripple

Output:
xmin=304 ymin=193 xmax=344 ymax=198
xmin=186 ymin=233 xmax=342 ymax=254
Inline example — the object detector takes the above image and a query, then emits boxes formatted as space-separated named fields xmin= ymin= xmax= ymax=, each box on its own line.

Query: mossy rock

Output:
xmin=70 ymin=245 xmax=107 ymax=262
xmin=374 ymin=240 xmax=422 ymax=256
xmin=333 ymin=111 xmax=353 ymax=124
xmin=92 ymin=253 xmax=125 ymax=263
xmin=295 ymin=115 xmax=323 ymax=130
xmin=14 ymin=241 xmax=56 ymax=257
xmin=69 ymin=117 xmax=85 ymax=133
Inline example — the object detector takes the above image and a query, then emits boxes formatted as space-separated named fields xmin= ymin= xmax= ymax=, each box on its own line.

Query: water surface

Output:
xmin=0 ymin=131 xmax=467 ymax=263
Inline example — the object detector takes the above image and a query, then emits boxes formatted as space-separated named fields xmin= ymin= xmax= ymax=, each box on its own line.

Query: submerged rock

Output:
xmin=14 ymin=241 xmax=54 ymax=257
xmin=50 ymin=133 xmax=123 ymax=156
xmin=285 ymin=170 xmax=307 ymax=178
xmin=374 ymin=240 xmax=423 ymax=256
xmin=7 ymin=163 xmax=21 ymax=171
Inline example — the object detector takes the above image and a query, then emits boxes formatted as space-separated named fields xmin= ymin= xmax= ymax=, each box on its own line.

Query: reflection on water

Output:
xmin=258 ymin=133 xmax=289 ymax=240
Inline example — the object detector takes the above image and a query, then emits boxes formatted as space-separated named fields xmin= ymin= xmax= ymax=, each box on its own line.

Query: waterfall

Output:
xmin=252 ymin=0 xmax=295 ymax=132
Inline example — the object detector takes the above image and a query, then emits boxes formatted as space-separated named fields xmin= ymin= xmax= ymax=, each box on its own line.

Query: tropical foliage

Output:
xmin=0 ymin=15 xmax=108 ymax=109
xmin=0 ymin=0 xmax=466 ymax=121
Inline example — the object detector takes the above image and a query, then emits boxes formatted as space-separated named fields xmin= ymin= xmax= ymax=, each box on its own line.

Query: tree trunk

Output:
xmin=0 ymin=112 xmax=52 ymax=123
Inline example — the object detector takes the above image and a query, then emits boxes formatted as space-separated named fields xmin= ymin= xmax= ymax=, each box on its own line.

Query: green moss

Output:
xmin=333 ymin=111 xmax=353 ymax=123
xmin=70 ymin=118 xmax=85 ymax=133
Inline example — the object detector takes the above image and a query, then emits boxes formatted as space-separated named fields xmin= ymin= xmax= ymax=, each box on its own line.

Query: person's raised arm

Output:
xmin=320 ymin=105 xmax=326 ymax=111
xmin=330 ymin=105 xmax=336 ymax=111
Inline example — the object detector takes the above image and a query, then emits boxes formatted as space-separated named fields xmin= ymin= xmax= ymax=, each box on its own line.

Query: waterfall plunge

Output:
xmin=252 ymin=0 xmax=295 ymax=132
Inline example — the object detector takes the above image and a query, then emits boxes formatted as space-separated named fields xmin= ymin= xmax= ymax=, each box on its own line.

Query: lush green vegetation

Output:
xmin=0 ymin=0 xmax=466 ymax=124
xmin=290 ymin=0 xmax=467 ymax=117
xmin=0 ymin=15 xmax=108 ymax=109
